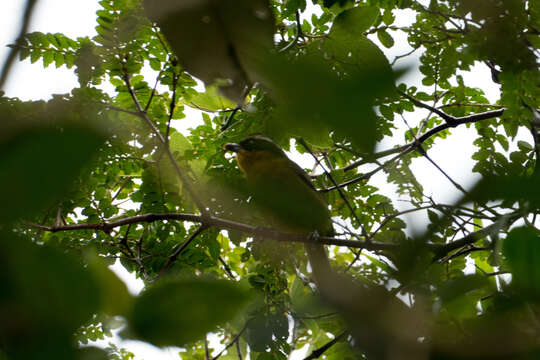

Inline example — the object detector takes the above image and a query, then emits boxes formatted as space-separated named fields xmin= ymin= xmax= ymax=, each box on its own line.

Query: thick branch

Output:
xmin=26 ymin=213 xmax=202 ymax=233
xmin=26 ymin=211 xmax=514 ymax=258
xmin=26 ymin=213 xmax=397 ymax=252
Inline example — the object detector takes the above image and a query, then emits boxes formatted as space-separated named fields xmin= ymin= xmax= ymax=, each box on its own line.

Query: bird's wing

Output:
xmin=286 ymin=157 xmax=317 ymax=191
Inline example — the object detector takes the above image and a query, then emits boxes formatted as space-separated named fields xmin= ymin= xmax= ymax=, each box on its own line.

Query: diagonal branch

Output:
xmin=0 ymin=0 xmax=39 ymax=89
xmin=158 ymin=225 xmax=208 ymax=276
xmin=398 ymin=90 xmax=455 ymax=122
xmin=322 ymin=98 xmax=506 ymax=190
xmin=122 ymin=72 xmax=208 ymax=214
xmin=320 ymin=147 xmax=413 ymax=192
xmin=303 ymin=332 xmax=347 ymax=360
xmin=211 ymin=325 xmax=247 ymax=360
xmin=298 ymin=138 xmax=368 ymax=238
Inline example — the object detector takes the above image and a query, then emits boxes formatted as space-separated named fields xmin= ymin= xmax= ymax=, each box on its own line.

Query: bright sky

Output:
xmin=0 ymin=1 xmax=518 ymax=359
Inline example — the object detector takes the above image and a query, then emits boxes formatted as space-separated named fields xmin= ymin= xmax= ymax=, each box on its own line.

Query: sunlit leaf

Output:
xmin=188 ymin=85 xmax=237 ymax=112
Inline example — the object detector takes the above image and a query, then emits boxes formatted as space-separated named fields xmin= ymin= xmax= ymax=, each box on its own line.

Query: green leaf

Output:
xmin=0 ymin=122 xmax=105 ymax=224
xmin=169 ymin=131 xmax=192 ymax=154
xmin=503 ymin=226 xmax=540 ymax=299
xmin=331 ymin=6 xmax=379 ymax=34
xmin=382 ymin=9 xmax=395 ymax=26
xmin=322 ymin=0 xmax=353 ymax=9
xmin=1 ymin=233 xmax=101 ymax=359
xmin=517 ymin=140 xmax=533 ymax=152
xmin=427 ymin=209 xmax=438 ymax=223
xmin=43 ymin=49 xmax=55 ymax=67
xmin=245 ymin=312 xmax=289 ymax=352
xmin=143 ymin=0 xmax=275 ymax=103
xmin=65 ymin=52 xmax=76 ymax=68
xmin=46 ymin=33 xmax=61 ymax=48
xmin=30 ymin=49 xmax=41 ymax=64
xmin=129 ymin=278 xmax=251 ymax=346
xmin=253 ymin=51 xmax=395 ymax=150
xmin=55 ymin=33 xmax=70 ymax=49
xmin=188 ymin=85 xmax=237 ymax=112
xmin=438 ymin=274 xmax=491 ymax=318
xmin=283 ymin=0 xmax=307 ymax=17
xmin=377 ymin=29 xmax=394 ymax=48
xmin=149 ymin=57 xmax=161 ymax=71
xmin=466 ymin=173 xmax=540 ymax=209
xmin=54 ymin=52 xmax=65 ymax=68
xmin=85 ymin=252 xmax=133 ymax=316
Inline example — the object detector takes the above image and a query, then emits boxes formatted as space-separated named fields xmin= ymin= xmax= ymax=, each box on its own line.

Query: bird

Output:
xmin=223 ymin=134 xmax=332 ymax=287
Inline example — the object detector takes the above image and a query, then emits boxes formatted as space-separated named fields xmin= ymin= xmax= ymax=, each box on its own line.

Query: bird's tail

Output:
xmin=305 ymin=243 xmax=333 ymax=293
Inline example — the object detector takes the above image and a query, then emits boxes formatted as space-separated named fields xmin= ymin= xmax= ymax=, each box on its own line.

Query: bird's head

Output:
xmin=223 ymin=135 xmax=288 ymax=178
xmin=223 ymin=135 xmax=285 ymax=157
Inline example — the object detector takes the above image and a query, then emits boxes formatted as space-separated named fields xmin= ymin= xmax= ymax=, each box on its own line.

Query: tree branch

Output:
xmin=398 ymin=90 xmax=455 ymax=122
xmin=320 ymin=147 xmax=413 ymax=192
xmin=323 ymin=96 xmax=506 ymax=187
xmin=122 ymin=72 xmax=208 ymax=214
xmin=0 ymin=0 xmax=38 ymax=89
xmin=25 ymin=210 xmax=516 ymax=259
xmin=303 ymin=332 xmax=347 ymax=360
xmin=211 ymin=325 xmax=247 ymax=360
xmin=158 ymin=225 xmax=208 ymax=277
xmin=25 ymin=213 xmax=398 ymax=251
xmin=298 ymin=138 xmax=368 ymax=238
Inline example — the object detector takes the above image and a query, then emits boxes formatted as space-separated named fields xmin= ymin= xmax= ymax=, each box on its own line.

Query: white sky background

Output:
xmin=0 ymin=0 xmax=524 ymax=359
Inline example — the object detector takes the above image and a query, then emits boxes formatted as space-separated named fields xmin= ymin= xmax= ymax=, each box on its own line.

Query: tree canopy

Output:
xmin=1 ymin=0 xmax=539 ymax=359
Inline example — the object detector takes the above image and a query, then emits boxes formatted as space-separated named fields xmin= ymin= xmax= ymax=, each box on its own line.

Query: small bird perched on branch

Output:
xmin=223 ymin=134 xmax=332 ymax=286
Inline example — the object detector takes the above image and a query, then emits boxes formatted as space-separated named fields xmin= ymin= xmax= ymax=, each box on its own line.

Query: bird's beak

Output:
xmin=223 ymin=143 xmax=242 ymax=153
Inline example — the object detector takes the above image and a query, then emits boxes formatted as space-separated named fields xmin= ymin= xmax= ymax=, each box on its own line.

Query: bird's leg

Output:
xmin=307 ymin=230 xmax=321 ymax=243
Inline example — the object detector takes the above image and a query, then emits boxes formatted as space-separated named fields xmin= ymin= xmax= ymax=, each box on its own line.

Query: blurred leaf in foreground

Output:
xmin=0 ymin=233 xmax=101 ymax=360
xmin=128 ymin=277 xmax=252 ymax=347
xmin=143 ymin=0 xmax=275 ymax=103
xmin=503 ymin=226 xmax=540 ymax=299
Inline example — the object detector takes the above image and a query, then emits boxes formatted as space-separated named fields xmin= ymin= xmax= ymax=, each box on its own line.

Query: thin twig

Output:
xmin=320 ymin=148 xmax=413 ymax=192
xmin=279 ymin=10 xmax=303 ymax=53
xmin=325 ymin=104 xmax=505 ymax=178
xmin=122 ymin=72 xmax=208 ymax=214
xmin=211 ymin=325 xmax=247 ymax=360
xmin=0 ymin=0 xmax=38 ymax=89
xmin=144 ymin=70 xmax=163 ymax=112
xmin=111 ymin=176 xmax=132 ymax=202
xmin=391 ymin=47 xmax=419 ymax=66
xmin=205 ymin=338 xmax=210 ymax=360
xmin=158 ymin=225 xmax=207 ymax=277
xmin=165 ymin=72 xmax=179 ymax=141
xmin=219 ymin=256 xmax=236 ymax=280
xmin=423 ymin=149 xmax=469 ymax=196
xmin=298 ymin=138 xmax=368 ymax=238
xmin=303 ymin=332 xmax=346 ymax=360
xmin=399 ymin=90 xmax=455 ymax=122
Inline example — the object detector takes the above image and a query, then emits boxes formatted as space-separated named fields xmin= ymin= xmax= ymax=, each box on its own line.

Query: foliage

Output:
xmin=1 ymin=0 xmax=539 ymax=359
